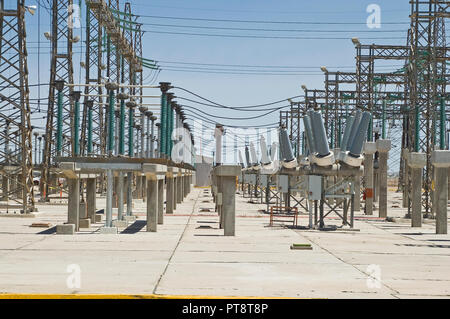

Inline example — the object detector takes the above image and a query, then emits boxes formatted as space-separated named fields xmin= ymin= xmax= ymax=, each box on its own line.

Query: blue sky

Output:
xmin=23 ymin=0 xmax=411 ymax=166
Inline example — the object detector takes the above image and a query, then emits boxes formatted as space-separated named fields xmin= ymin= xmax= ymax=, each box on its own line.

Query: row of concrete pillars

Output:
xmin=58 ymin=168 xmax=193 ymax=235
xmin=400 ymin=150 xmax=450 ymax=234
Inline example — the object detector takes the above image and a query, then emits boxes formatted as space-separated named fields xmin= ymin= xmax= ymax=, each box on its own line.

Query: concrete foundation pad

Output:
xmin=79 ymin=219 xmax=91 ymax=229
xmin=56 ymin=224 xmax=75 ymax=235
xmin=112 ymin=220 xmax=128 ymax=228
xmin=95 ymin=214 xmax=102 ymax=223
xmin=99 ymin=227 xmax=118 ymax=234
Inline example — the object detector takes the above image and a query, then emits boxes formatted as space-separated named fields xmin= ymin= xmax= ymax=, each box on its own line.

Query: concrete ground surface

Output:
xmin=0 ymin=187 xmax=449 ymax=299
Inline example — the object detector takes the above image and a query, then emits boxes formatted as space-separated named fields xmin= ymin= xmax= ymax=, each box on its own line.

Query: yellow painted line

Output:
xmin=0 ymin=293 xmax=296 ymax=300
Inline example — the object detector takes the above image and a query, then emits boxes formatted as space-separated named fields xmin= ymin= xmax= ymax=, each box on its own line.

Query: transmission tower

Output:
xmin=0 ymin=0 xmax=34 ymax=213
xmin=41 ymin=0 xmax=75 ymax=200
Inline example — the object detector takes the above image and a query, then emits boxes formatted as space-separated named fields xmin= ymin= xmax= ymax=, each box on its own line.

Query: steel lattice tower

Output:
xmin=0 ymin=0 xmax=34 ymax=213
xmin=81 ymin=0 xmax=105 ymax=157
xmin=41 ymin=0 xmax=75 ymax=200
xmin=408 ymin=0 xmax=448 ymax=216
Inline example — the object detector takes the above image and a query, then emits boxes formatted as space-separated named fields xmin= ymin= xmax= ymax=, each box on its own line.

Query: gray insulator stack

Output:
xmin=260 ymin=136 xmax=271 ymax=165
xmin=346 ymin=110 xmax=362 ymax=152
xmin=349 ymin=111 xmax=371 ymax=157
xmin=302 ymin=114 xmax=316 ymax=155
xmin=279 ymin=127 xmax=295 ymax=162
xmin=250 ymin=142 xmax=258 ymax=166
xmin=238 ymin=150 xmax=245 ymax=168
xmin=245 ymin=146 xmax=251 ymax=167
xmin=310 ymin=111 xmax=330 ymax=157
xmin=340 ymin=115 xmax=355 ymax=153
xmin=270 ymin=142 xmax=277 ymax=161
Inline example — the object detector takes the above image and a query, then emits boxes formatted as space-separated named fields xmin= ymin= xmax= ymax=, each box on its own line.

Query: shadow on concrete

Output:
xmin=194 ymin=234 xmax=222 ymax=237
xmin=397 ymin=243 xmax=450 ymax=249
xmin=37 ymin=226 xmax=57 ymax=235
xmin=121 ymin=220 xmax=146 ymax=234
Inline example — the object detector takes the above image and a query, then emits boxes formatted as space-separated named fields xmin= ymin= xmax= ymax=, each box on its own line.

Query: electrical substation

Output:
xmin=0 ymin=0 xmax=449 ymax=299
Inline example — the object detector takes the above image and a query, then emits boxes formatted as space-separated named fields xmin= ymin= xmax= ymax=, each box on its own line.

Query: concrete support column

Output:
xmin=113 ymin=176 xmax=119 ymax=208
xmin=354 ymin=176 xmax=361 ymax=212
xmin=67 ymin=178 xmax=80 ymax=232
xmin=216 ymin=176 xmax=223 ymax=229
xmin=158 ymin=179 xmax=164 ymax=225
xmin=86 ymin=178 xmax=96 ymax=223
xmin=142 ymin=176 xmax=147 ymax=201
xmin=432 ymin=151 xmax=450 ymax=234
xmin=448 ymin=167 xmax=450 ymax=198
xmin=184 ymin=174 xmax=189 ymax=198
xmin=173 ymin=176 xmax=178 ymax=210
xmin=1 ymin=175 xmax=9 ymax=201
xmin=363 ymin=142 xmax=377 ymax=215
xmin=403 ymin=150 xmax=410 ymax=209
xmin=377 ymin=140 xmax=391 ymax=219
xmin=136 ymin=174 xmax=143 ymax=199
xmin=177 ymin=172 xmax=183 ymax=203
xmin=166 ymin=170 xmax=174 ymax=214
xmin=181 ymin=173 xmax=185 ymax=200
xmin=146 ymin=176 xmax=158 ymax=232
xmin=214 ymin=165 xmax=241 ymax=236
xmin=374 ymin=167 xmax=379 ymax=203
xmin=118 ymin=172 xmax=124 ymax=220
xmin=126 ymin=172 xmax=133 ymax=216
xmin=105 ymin=169 xmax=113 ymax=228
xmin=408 ymin=153 xmax=426 ymax=228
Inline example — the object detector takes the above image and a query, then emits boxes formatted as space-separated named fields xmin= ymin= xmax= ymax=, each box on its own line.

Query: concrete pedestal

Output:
xmin=363 ymin=142 xmax=377 ymax=216
xmin=113 ymin=176 xmax=119 ymax=208
xmin=173 ymin=176 xmax=178 ymax=210
xmin=118 ymin=172 xmax=124 ymax=220
xmin=105 ymin=169 xmax=114 ymax=228
xmin=136 ymin=174 xmax=143 ymax=199
xmin=432 ymin=151 xmax=450 ymax=234
xmin=176 ymin=173 xmax=183 ymax=204
xmin=402 ymin=149 xmax=409 ymax=209
xmin=354 ymin=177 xmax=361 ymax=212
xmin=408 ymin=152 xmax=427 ymax=227
xmin=86 ymin=178 xmax=97 ymax=223
xmin=377 ymin=139 xmax=391 ymax=219
xmin=1 ymin=175 xmax=9 ymax=201
xmin=214 ymin=165 xmax=241 ymax=236
xmin=166 ymin=170 xmax=175 ymax=214
xmin=57 ymin=224 xmax=75 ymax=235
xmin=158 ymin=179 xmax=164 ymax=225
xmin=144 ymin=164 xmax=167 ymax=232
xmin=147 ymin=177 xmax=158 ymax=232
xmin=126 ymin=172 xmax=133 ymax=216
xmin=67 ymin=178 xmax=80 ymax=232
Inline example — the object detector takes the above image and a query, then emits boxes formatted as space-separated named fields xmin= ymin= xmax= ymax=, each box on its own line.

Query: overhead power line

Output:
xmin=132 ymin=14 xmax=410 ymax=25
xmin=145 ymin=30 xmax=406 ymax=40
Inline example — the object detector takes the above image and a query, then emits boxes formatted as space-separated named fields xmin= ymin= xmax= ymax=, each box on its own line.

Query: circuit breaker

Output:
xmin=308 ymin=175 xmax=322 ymax=200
